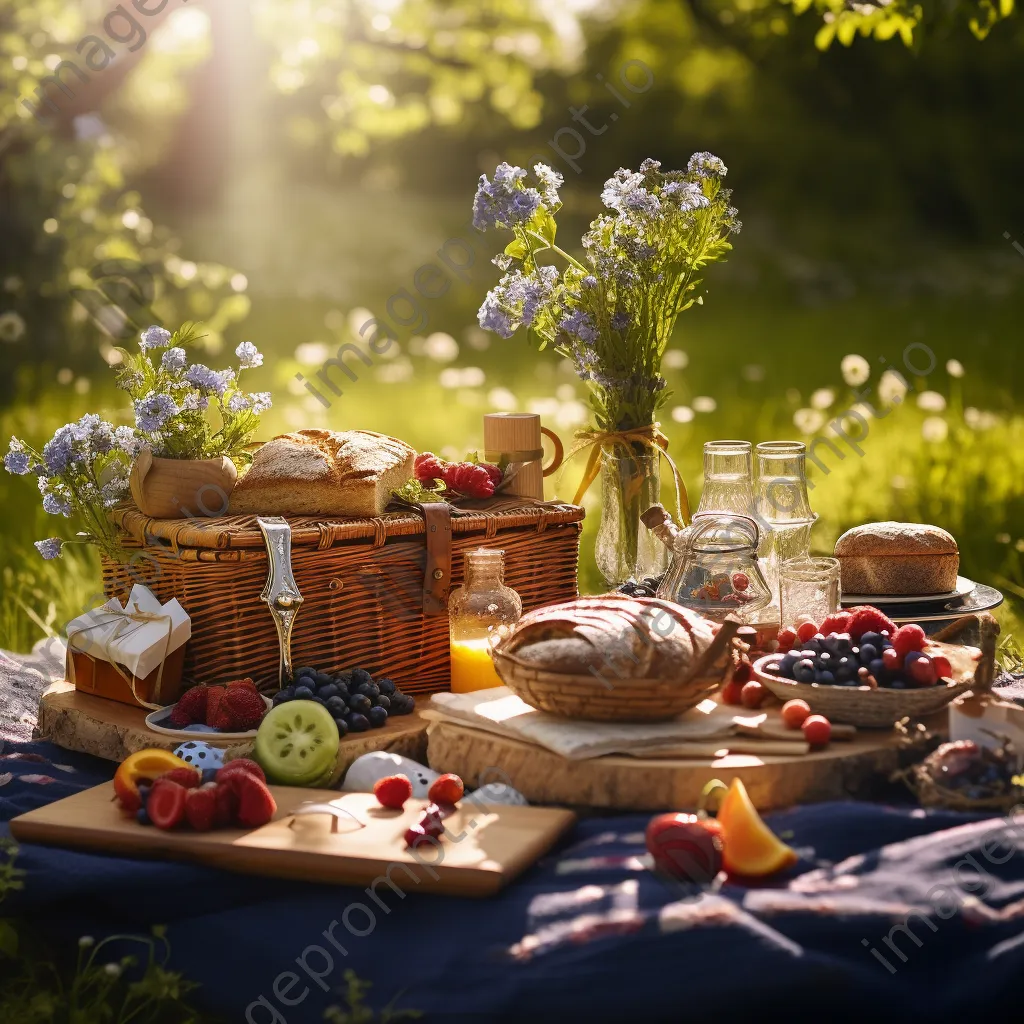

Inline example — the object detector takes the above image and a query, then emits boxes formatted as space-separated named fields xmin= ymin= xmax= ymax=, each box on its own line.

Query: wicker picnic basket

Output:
xmin=102 ymin=499 xmax=584 ymax=697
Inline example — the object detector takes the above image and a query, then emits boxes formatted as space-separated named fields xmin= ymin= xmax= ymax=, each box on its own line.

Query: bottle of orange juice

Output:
xmin=448 ymin=549 xmax=522 ymax=693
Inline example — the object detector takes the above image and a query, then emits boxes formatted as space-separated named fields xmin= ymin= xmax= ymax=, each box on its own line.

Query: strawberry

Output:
xmin=168 ymin=685 xmax=209 ymax=728
xmin=217 ymin=758 xmax=266 ymax=785
xmin=205 ymin=687 xmax=226 ymax=728
xmin=221 ymin=686 xmax=266 ymax=731
xmin=158 ymin=766 xmax=201 ymax=789
xmin=444 ymin=462 xmax=495 ymax=499
xmin=847 ymin=606 xmax=898 ymax=642
xmin=428 ymin=773 xmax=464 ymax=805
xmin=374 ymin=775 xmax=413 ymax=809
xmin=414 ymin=452 xmax=447 ymax=484
xmin=820 ymin=612 xmax=853 ymax=635
xmin=147 ymin=779 xmax=188 ymax=830
xmin=213 ymin=782 xmax=239 ymax=826
xmin=227 ymin=677 xmax=259 ymax=693
xmin=185 ymin=784 xmax=219 ymax=831
xmin=892 ymin=624 xmax=928 ymax=659
xmin=720 ymin=680 xmax=744 ymax=705
xmin=232 ymin=773 xmax=277 ymax=828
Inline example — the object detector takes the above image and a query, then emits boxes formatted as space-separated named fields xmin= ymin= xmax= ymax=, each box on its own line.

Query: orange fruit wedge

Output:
xmin=717 ymin=777 xmax=798 ymax=878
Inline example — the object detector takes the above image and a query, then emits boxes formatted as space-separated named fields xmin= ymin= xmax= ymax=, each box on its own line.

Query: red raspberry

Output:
xmin=445 ymin=463 xmax=495 ymax=499
xmin=479 ymin=462 xmax=503 ymax=488
xmin=847 ymin=606 xmax=898 ymax=642
xmin=892 ymin=624 xmax=928 ymax=659
xmin=414 ymin=452 xmax=447 ymax=484
xmin=777 ymin=627 xmax=799 ymax=653
xmin=797 ymin=621 xmax=819 ymax=644
xmin=374 ymin=774 xmax=413 ymax=810
xmin=820 ymin=612 xmax=853 ymax=635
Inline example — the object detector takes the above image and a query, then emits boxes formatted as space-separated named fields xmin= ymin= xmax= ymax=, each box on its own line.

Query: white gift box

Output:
xmin=67 ymin=585 xmax=191 ymax=680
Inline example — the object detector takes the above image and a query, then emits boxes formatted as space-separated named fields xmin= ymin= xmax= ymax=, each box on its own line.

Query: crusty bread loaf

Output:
xmin=506 ymin=595 xmax=719 ymax=680
xmin=835 ymin=521 xmax=959 ymax=596
xmin=229 ymin=429 xmax=415 ymax=517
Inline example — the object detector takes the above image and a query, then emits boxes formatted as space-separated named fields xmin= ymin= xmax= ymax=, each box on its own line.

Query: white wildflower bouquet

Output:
xmin=115 ymin=323 xmax=271 ymax=463
xmin=4 ymin=415 xmax=141 ymax=561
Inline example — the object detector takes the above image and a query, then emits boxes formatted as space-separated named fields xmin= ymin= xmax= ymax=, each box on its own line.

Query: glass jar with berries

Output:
xmin=448 ymin=548 xmax=523 ymax=693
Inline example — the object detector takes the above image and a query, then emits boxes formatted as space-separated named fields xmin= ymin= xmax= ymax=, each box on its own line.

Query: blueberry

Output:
xmin=367 ymin=706 xmax=388 ymax=728
xmin=861 ymin=632 xmax=883 ymax=650
xmin=138 ymin=783 xmax=151 ymax=803
xmin=817 ymin=671 xmax=837 ymax=686
xmin=835 ymin=658 xmax=857 ymax=682
xmin=860 ymin=644 xmax=879 ymax=666
xmin=315 ymin=671 xmax=334 ymax=687
xmin=869 ymin=658 xmax=888 ymax=680
xmin=356 ymin=682 xmax=380 ymax=700
xmin=318 ymin=684 xmax=339 ymax=701
xmin=312 ymin=696 xmax=328 ymax=708
xmin=136 ymin=806 xmax=152 ymax=826
xmin=793 ymin=659 xmax=817 ymax=683
xmin=779 ymin=652 xmax=801 ymax=678
xmin=294 ymin=666 xmax=317 ymax=679
xmin=326 ymin=696 xmax=348 ymax=717
xmin=334 ymin=717 xmax=349 ymax=738
xmin=889 ymin=679 xmax=908 ymax=690
xmin=375 ymin=694 xmax=391 ymax=711
xmin=201 ymin=768 xmax=219 ymax=785
xmin=334 ymin=671 xmax=353 ymax=687
xmin=347 ymin=712 xmax=370 ymax=733
xmin=377 ymin=678 xmax=396 ymax=696
xmin=272 ymin=688 xmax=293 ymax=706
xmin=351 ymin=669 xmax=374 ymax=688
xmin=293 ymin=685 xmax=315 ymax=701
xmin=816 ymin=653 xmax=832 ymax=669
xmin=349 ymin=694 xmax=372 ymax=714
xmin=391 ymin=695 xmax=415 ymax=715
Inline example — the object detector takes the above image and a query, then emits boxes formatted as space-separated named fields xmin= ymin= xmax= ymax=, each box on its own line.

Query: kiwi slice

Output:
xmin=254 ymin=701 xmax=340 ymax=787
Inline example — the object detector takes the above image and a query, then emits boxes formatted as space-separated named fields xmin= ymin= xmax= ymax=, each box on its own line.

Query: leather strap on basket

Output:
xmin=418 ymin=502 xmax=452 ymax=615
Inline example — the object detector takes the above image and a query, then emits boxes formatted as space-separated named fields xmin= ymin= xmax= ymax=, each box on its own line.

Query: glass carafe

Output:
xmin=448 ymin=548 xmax=523 ymax=693
xmin=696 ymin=440 xmax=756 ymax=517
xmin=655 ymin=513 xmax=773 ymax=623
xmin=755 ymin=441 xmax=817 ymax=613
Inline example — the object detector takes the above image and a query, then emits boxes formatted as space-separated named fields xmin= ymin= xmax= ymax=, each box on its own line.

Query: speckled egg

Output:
xmin=173 ymin=740 xmax=225 ymax=769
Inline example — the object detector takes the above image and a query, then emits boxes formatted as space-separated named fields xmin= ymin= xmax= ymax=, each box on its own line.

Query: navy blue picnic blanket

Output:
xmin=2 ymin=738 xmax=1023 ymax=1024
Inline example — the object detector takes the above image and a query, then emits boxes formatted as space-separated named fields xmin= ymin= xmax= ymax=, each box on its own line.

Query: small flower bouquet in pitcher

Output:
xmin=473 ymin=155 xmax=741 ymax=585
xmin=115 ymin=323 xmax=272 ymax=518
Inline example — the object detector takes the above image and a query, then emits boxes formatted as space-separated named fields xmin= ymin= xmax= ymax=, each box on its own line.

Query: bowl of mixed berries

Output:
xmin=752 ymin=606 xmax=987 ymax=727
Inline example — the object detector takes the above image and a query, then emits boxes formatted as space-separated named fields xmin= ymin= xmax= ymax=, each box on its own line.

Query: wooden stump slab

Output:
xmin=37 ymin=683 xmax=428 ymax=773
xmin=425 ymin=716 xmax=945 ymax=812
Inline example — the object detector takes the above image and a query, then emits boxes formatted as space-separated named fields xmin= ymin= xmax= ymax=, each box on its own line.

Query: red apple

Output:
xmin=645 ymin=813 xmax=723 ymax=883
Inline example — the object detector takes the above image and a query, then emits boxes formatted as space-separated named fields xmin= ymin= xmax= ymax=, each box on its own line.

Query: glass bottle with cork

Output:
xmin=448 ymin=548 xmax=522 ymax=693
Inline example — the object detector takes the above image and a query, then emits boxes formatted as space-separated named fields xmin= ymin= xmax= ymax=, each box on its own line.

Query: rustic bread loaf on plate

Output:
xmin=229 ymin=429 xmax=415 ymax=517
xmin=834 ymin=521 xmax=959 ymax=596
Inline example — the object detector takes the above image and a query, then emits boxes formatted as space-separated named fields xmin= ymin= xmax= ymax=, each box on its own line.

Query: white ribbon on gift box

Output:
xmin=66 ymin=585 xmax=190 ymax=710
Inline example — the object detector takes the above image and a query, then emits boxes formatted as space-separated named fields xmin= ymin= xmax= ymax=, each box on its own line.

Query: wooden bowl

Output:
xmin=491 ymin=619 xmax=740 ymax=722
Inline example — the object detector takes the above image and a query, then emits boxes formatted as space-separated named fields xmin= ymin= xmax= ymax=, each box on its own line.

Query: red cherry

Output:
xmin=740 ymin=680 xmax=765 ymax=709
xmin=720 ymin=680 xmax=745 ymax=706
xmin=801 ymin=715 xmax=832 ymax=746
xmin=908 ymin=654 xmax=938 ymax=687
xmin=882 ymin=648 xmax=902 ymax=674
xmin=781 ymin=699 xmax=811 ymax=729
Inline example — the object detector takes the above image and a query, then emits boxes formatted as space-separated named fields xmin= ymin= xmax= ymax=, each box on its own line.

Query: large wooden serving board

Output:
xmin=36 ymin=683 xmax=429 ymax=771
xmin=426 ymin=715 xmax=945 ymax=812
xmin=10 ymin=783 xmax=576 ymax=897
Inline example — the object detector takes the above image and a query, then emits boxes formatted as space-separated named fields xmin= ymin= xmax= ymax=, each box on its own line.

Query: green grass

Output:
xmin=3 ymin=284 xmax=1022 ymax=653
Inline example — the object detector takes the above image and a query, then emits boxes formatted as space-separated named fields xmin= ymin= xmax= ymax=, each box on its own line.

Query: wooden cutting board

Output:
xmin=10 ymin=783 xmax=576 ymax=897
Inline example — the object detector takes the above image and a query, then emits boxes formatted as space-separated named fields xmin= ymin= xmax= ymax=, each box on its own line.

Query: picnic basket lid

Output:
xmin=110 ymin=499 xmax=585 ymax=554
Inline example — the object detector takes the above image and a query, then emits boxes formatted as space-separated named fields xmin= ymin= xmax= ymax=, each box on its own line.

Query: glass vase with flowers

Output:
xmin=473 ymin=155 xmax=741 ymax=585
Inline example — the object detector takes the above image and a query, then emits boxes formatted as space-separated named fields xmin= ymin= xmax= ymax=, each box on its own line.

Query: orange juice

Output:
xmin=450 ymin=636 xmax=504 ymax=693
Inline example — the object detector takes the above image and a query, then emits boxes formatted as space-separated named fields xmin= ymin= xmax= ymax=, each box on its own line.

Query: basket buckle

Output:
xmin=257 ymin=516 xmax=304 ymax=688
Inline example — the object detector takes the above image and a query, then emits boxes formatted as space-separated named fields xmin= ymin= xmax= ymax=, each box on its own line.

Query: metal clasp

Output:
xmin=257 ymin=516 xmax=304 ymax=687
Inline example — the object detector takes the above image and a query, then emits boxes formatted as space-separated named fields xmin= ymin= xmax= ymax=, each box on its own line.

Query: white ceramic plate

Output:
xmin=841 ymin=576 xmax=976 ymax=606
xmin=145 ymin=694 xmax=272 ymax=741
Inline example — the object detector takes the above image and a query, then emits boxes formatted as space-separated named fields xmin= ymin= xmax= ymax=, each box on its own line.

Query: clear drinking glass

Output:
xmin=756 ymin=441 xmax=818 ymax=614
xmin=696 ymin=441 xmax=756 ymax=517
xmin=779 ymin=557 xmax=841 ymax=630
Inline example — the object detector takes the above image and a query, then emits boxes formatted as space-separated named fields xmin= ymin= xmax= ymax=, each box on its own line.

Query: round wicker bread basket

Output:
xmin=753 ymin=655 xmax=973 ymax=728
xmin=492 ymin=619 xmax=740 ymax=722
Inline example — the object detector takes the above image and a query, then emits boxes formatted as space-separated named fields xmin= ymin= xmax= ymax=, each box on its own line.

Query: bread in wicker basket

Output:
xmin=754 ymin=613 xmax=1000 ymax=729
xmin=491 ymin=595 xmax=740 ymax=722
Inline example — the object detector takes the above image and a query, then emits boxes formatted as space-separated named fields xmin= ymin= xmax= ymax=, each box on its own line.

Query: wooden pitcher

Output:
xmin=483 ymin=413 xmax=563 ymax=500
